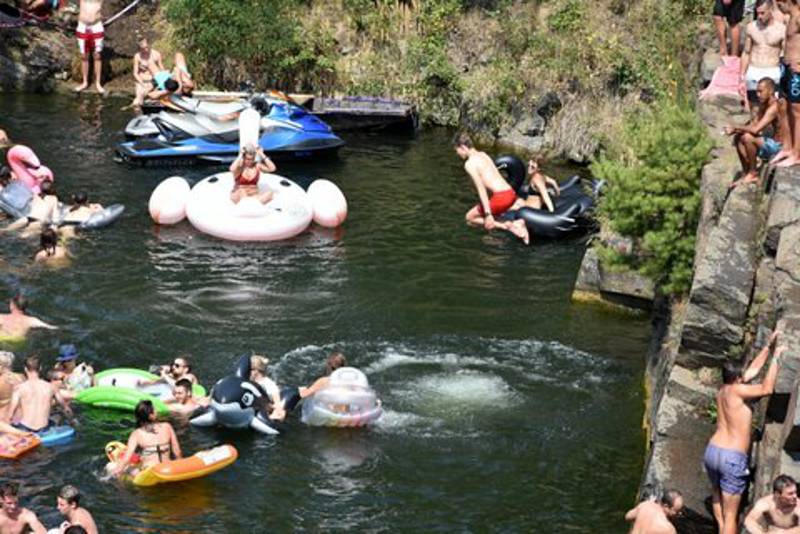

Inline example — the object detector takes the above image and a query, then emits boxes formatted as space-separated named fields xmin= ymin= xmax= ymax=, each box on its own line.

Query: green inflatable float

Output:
xmin=76 ymin=368 xmax=206 ymax=416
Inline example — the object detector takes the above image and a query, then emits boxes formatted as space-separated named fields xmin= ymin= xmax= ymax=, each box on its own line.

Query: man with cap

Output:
xmin=55 ymin=485 xmax=97 ymax=534
xmin=52 ymin=344 xmax=94 ymax=401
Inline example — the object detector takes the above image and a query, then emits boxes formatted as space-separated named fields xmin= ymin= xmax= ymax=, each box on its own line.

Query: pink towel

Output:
xmin=699 ymin=56 xmax=743 ymax=101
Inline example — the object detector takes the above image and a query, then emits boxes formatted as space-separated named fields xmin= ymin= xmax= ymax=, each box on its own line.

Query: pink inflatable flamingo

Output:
xmin=7 ymin=145 xmax=53 ymax=194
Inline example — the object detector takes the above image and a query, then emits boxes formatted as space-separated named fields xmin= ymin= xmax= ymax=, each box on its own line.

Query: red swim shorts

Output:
xmin=476 ymin=189 xmax=517 ymax=216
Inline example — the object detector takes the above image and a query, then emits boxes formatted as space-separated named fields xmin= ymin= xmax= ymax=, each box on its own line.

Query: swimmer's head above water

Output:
xmin=10 ymin=294 xmax=28 ymax=313
xmin=325 ymin=352 xmax=346 ymax=375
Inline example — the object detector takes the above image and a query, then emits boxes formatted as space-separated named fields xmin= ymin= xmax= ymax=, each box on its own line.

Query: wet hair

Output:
xmin=0 ymin=351 xmax=13 ymax=371
xmin=175 ymin=378 xmax=192 ymax=395
xmin=11 ymin=294 xmax=28 ymax=312
xmin=24 ymin=355 xmax=40 ymax=373
xmin=325 ymin=352 xmax=346 ymax=375
xmin=660 ymin=489 xmax=682 ymax=508
xmin=165 ymin=78 xmax=180 ymax=93
xmin=65 ymin=527 xmax=88 ymax=534
xmin=134 ymin=399 xmax=155 ymax=428
xmin=40 ymin=180 xmax=55 ymax=197
xmin=774 ymin=474 xmax=797 ymax=493
xmin=722 ymin=361 xmax=744 ymax=384
xmin=40 ymin=227 xmax=58 ymax=255
xmin=452 ymin=132 xmax=473 ymax=149
xmin=72 ymin=191 xmax=88 ymax=206
xmin=175 ymin=354 xmax=192 ymax=372
xmin=58 ymin=485 xmax=80 ymax=505
xmin=758 ymin=77 xmax=777 ymax=92
xmin=0 ymin=483 xmax=18 ymax=498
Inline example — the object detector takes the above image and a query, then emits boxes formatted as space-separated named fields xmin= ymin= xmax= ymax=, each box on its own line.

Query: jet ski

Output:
xmin=494 ymin=155 xmax=602 ymax=239
xmin=117 ymin=94 xmax=344 ymax=163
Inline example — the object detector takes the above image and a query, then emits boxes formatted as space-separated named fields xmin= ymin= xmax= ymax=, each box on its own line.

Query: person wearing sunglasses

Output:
xmin=158 ymin=356 xmax=198 ymax=388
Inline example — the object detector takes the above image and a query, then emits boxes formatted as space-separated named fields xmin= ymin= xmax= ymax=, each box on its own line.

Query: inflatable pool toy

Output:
xmin=70 ymin=204 xmax=126 ymax=230
xmin=307 ymin=179 xmax=347 ymax=228
xmin=105 ymin=441 xmax=238 ymax=487
xmin=7 ymin=145 xmax=53 ymax=194
xmin=494 ymin=155 xmax=602 ymax=239
xmin=76 ymin=368 xmax=206 ymax=416
xmin=185 ymin=172 xmax=313 ymax=242
xmin=301 ymin=367 xmax=382 ymax=427
xmin=148 ymin=176 xmax=191 ymax=225
xmin=37 ymin=425 xmax=75 ymax=446
xmin=239 ymin=108 xmax=261 ymax=150
xmin=191 ymin=354 xmax=286 ymax=435
xmin=0 ymin=181 xmax=33 ymax=220
xmin=0 ymin=433 xmax=40 ymax=459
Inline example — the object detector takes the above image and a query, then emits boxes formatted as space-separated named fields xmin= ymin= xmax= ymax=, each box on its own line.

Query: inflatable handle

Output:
xmin=494 ymin=155 xmax=526 ymax=194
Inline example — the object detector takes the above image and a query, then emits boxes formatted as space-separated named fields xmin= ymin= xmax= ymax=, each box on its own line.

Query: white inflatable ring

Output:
xmin=301 ymin=367 xmax=383 ymax=428
xmin=185 ymin=172 xmax=313 ymax=241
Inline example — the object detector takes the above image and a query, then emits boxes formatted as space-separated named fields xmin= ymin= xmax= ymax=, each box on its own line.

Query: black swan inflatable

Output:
xmin=494 ymin=155 xmax=602 ymax=239
xmin=190 ymin=355 xmax=299 ymax=435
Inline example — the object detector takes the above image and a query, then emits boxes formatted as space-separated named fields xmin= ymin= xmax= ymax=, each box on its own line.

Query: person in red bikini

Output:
xmin=453 ymin=133 xmax=529 ymax=244
xmin=230 ymin=144 xmax=276 ymax=204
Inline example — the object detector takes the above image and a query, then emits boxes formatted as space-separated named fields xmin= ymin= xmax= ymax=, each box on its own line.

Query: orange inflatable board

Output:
xmin=0 ymin=433 xmax=41 ymax=459
xmin=105 ymin=441 xmax=238 ymax=487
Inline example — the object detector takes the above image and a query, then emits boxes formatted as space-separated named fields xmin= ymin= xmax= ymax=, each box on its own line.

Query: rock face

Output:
xmin=0 ymin=26 xmax=72 ymax=92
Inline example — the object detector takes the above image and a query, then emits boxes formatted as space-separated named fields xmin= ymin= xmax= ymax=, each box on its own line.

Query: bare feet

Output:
xmin=742 ymin=172 xmax=759 ymax=184
xmin=770 ymin=149 xmax=791 ymax=164
xmin=509 ymin=220 xmax=530 ymax=245
xmin=74 ymin=83 xmax=88 ymax=93
xmin=95 ymin=85 xmax=105 ymax=94
xmin=776 ymin=155 xmax=800 ymax=168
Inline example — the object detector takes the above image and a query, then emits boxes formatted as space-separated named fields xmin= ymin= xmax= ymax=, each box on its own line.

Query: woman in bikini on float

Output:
xmin=108 ymin=400 xmax=182 ymax=478
xmin=230 ymin=144 xmax=276 ymax=205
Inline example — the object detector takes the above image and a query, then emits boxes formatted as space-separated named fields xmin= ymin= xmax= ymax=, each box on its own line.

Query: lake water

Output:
xmin=0 ymin=94 xmax=648 ymax=532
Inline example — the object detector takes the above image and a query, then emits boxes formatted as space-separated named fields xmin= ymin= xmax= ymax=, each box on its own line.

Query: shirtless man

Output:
xmin=147 ymin=52 xmax=194 ymax=101
xmin=2 ymin=180 xmax=59 ymax=236
xmin=166 ymin=379 xmax=207 ymax=415
xmin=775 ymin=0 xmax=800 ymax=166
xmin=624 ymin=490 xmax=684 ymax=534
xmin=0 ymin=295 xmax=57 ymax=341
xmin=9 ymin=355 xmax=72 ymax=433
xmin=744 ymin=474 xmax=800 ymax=533
xmin=724 ymin=78 xmax=787 ymax=186
xmin=132 ymin=36 xmax=164 ymax=107
xmin=740 ymin=0 xmax=785 ymax=112
xmin=74 ymin=0 xmax=104 ymax=94
xmin=55 ymin=486 xmax=97 ymax=534
xmin=704 ymin=329 xmax=783 ymax=534
xmin=0 ymin=484 xmax=45 ymax=534
xmin=453 ymin=133 xmax=529 ymax=244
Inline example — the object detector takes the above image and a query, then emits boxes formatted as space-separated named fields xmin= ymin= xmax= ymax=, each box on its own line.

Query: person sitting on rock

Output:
xmin=744 ymin=474 xmax=800 ymax=533
xmin=230 ymin=145 xmax=275 ymax=205
xmin=132 ymin=35 xmax=165 ymax=108
xmin=624 ymin=489 xmax=684 ymax=534
xmin=724 ymin=77 xmax=786 ymax=187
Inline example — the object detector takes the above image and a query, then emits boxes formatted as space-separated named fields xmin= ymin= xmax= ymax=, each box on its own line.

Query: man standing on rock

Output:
xmin=713 ymin=0 xmax=746 ymax=57
xmin=740 ymin=0 xmax=785 ymax=112
xmin=74 ymin=0 xmax=104 ymax=94
xmin=704 ymin=329 xmax=783 ymax=534
xmin=624 ymin=490 xmax=684 ymax=534
xmin=744 ymin=474 xmax=800 ymax=532
xmin=453 ymin=133 xmax=529 ymax=245
xmin=774 ymin=0 xmax=800 ymax=166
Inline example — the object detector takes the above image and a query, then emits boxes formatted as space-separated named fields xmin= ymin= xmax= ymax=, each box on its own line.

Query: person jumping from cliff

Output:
xmin=743 ymin=474 xmax=800 ymax=533
xmin=724 ymin=77 xmax=786 ymax=187
xmin=739 ymin=0 xmax=785 ymax=114
xmin=704 ymin=329 xmax=783 ymax=534
xmin=713 ymin=0 xmax=745 ymax=57
xmin=74 ymin=0 xmax=104 ymax=94
xmin=624 ymin=489 xmax=684 ymax=534
xmin=453 ymin=133 xmax=529 ymax=245
xmin=773 ymin=0 xmax=800 ymax=166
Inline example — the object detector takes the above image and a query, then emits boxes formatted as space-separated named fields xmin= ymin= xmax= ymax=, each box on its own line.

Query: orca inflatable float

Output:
xmin=190 ymin=355 xmax=299 ymax=435
xmin=494 ymin=155 xmax=602 ymax=239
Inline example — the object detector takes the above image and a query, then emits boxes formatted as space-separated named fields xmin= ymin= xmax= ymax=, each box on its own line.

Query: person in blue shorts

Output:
xmin=147 ymin=52 xmax=194 ymax=100
xmin=724 ymin=77 xmax=787 ymax=187
xmin=714 ymin=0 xmax=746 ymax=56
xmin=704 ymin=329 xmax=783 ymax=534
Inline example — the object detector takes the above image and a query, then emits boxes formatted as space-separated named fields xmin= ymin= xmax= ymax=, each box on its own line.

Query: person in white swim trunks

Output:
xmin=74 ymin=0 xmax=104 ymax=94
xmin=740 ymin=0 xmax=785 ymax=113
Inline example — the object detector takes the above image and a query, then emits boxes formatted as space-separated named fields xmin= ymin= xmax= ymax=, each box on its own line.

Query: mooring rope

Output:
xmin=103 ymin=0 xmax=143 ymax=27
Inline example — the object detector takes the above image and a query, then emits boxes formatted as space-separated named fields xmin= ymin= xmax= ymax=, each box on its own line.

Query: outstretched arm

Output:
xmin=30 ymin=317 xmax=57 ymax=330
xmin=624 ymin=502 xmax=640 ymax=522
xmin=735 ymin=346 xmax=783 ymax=400
xmin=299 ymin=377 xmax=329 ymax=399
xmin=743 ymin=330 xmax=780 ymax=382
xmin=53 ymin=386 xmax=72 ymax=417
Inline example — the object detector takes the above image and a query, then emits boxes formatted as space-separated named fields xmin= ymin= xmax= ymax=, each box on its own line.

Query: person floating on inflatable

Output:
xmin=107 ymin=400 xmax=182 ymax=479
xmin=510 ymin=158 xmax=561 ymax=213
xmin=250 ymin=355 xmax=285 ymax=421
xmin=453 ymin=133 xmax=529 ymax=245
xmin=230 ymin=145 xmax=276 ymax=205
xmin=165 ymin=379 xmax=207 ymax=416
xmin=142 ymin=354 xmax=199 ymax=388
xmin=299 ymin=352 xmax=347 ymax=400
xmin=50 ymin=344 xmax=94 ymax=400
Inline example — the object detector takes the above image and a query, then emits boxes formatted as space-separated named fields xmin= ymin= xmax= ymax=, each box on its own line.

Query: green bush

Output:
xmin=591 ymin=102 xmax=713 ymax=295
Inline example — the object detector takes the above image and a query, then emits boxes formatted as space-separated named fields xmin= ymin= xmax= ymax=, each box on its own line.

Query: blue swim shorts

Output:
xmin=704 ymin=443 xmax=749 ymax=495
xmin=758 ymin=137 xmax=783 ymax=161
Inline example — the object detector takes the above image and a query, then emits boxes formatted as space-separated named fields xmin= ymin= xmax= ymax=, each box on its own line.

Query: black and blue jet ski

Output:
xmin=494 ymin=155 xmax=602 ymax=239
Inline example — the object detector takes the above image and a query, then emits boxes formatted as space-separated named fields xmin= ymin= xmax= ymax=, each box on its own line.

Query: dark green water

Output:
xmin=0 ymin=94 xmax=647 ymax=532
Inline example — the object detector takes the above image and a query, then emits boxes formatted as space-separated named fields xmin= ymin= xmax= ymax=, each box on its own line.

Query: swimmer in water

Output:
xmin=0 ymin=351 xmax=21 ymax=423
xmin=249 ymin=355 xmax=285 ymax=421
xmin=298 ymin=352 xmax=346 ymax=399
xmin=0 ymin=295 xmax=57 ymax=341
xmin=624 ymin=489 xmax=684 ymax=534
xmin=0 ymin=483 xmax=46 ymax=534
xmin=55 ymin=485 xmax=98 ymax=534
xmin=744 ymin=474 xmax=800 ymax=533
xmin=50 ymin=344 xmax=94 ymax=401
xmin=9 ymin=355 xmax=73 ymax=433
xmin=165 ymin=379 xmax=207 ymax=416
xmin=34 ymin=227 xmax=69 ymax=264
xmin=108 ymin=400 xmax=182 ymax=478
xmin=2 ymin=181 xmax=59 ymax=236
